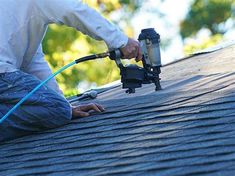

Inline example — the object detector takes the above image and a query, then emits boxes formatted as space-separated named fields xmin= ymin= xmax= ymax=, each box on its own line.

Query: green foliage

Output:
xmin=42 ymin=0 xmax=141 ymax=94
xmin=180 ymin=0 xmax=234 ymax=39
xmin=64 ymin=89 xmax=80 ymax=98
xmin=180 ymin=0 xmax=235 ymax=54
xmin=183 ymin=34 xmax=223 ymax=54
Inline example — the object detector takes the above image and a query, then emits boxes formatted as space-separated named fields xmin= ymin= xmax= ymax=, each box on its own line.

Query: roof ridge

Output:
xmin=163 ymin=40 xmax=235 ymax=67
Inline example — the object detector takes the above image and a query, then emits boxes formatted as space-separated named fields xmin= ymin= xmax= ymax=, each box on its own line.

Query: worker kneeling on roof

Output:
xmin=0 ymin=0 xmax=141 ymax=142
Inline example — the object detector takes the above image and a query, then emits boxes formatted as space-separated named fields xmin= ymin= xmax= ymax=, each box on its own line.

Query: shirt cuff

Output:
xmin=106 ymin=31 xmax=128 ymax=50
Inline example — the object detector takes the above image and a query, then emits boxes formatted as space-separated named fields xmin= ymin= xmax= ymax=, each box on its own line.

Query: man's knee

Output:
xmin=0 ymin=96 xmax=72 ymax=142
xmin=39 ymin=93 xmax=72 ymax=127
xmin=0 ymin=71 xmax=72 ymax=142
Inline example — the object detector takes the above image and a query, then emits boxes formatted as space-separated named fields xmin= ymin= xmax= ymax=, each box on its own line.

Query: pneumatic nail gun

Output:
xmin=109 ymin=28 xmax=162 ymax=93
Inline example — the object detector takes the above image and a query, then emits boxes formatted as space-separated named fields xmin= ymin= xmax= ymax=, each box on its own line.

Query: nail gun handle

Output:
xmin=109 ymin=49 xmax=123 ymax=60
xmin=109 ymin=49 xmax=125 ymax=69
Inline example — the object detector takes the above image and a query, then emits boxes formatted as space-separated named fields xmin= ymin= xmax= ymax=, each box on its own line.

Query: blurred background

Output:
xmin=42 ymin=0 xmax=235 ymax=96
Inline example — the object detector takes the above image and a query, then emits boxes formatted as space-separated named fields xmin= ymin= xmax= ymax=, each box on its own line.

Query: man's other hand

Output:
xmin=72 ymin=103 xmax=105 ymax=118
xmin=120 ymin=38 xmax=142 ymax=61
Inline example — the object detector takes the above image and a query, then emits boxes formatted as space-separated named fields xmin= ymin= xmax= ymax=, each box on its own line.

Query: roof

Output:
xmin=1 ymin=44 xmax=235 ymax=176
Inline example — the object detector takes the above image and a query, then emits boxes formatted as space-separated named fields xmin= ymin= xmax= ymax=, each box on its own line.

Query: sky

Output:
xmin=131 ymin=0 xmax=193 ymax=64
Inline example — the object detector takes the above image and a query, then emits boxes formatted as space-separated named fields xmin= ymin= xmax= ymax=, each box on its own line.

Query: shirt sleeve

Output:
xmin=35 ymin=0 xmax=128 ymax=50
xmin=23 ymin=44 xmax=64 ymax=96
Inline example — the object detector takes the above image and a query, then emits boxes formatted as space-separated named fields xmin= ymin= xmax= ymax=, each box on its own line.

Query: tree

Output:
xmin=180 ymin=0 xmax=235 ymax=54
xmin=180 ymin=0 xmax=234 ymax=39
xmin=42 ymin=0 xmax=142 ymax=96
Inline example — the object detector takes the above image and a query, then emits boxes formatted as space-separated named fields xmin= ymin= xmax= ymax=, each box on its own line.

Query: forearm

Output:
xmin=36 ymin=0 xmax=128 ymax=49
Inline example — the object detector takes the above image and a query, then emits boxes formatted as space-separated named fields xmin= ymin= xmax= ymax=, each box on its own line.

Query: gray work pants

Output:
xmin=0 ymin=71 xmax=72 ymax=142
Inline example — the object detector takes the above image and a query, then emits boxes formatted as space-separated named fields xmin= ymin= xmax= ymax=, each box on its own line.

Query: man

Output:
xmin=0 ymin=0 xmax=141 ymax=141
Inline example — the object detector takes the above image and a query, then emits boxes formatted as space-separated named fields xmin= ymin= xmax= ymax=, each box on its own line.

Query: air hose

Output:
xmin=0 ymin=52 xmax=110 ymax=124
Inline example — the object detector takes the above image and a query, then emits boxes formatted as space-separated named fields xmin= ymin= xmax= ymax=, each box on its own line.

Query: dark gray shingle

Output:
xmin=0 ymin=45 xmax=235 ymax=176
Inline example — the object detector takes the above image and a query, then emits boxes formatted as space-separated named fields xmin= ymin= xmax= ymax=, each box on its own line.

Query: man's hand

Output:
xmin=120 ymin=38 xmax=142 ymax=61
xmin=72 ymin=103 xmax=105 ymax=119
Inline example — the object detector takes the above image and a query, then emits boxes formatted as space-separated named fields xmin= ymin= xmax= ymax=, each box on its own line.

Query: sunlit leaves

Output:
xmin=180 ymin=0 xmax=234 ymax=38
xmin=183 ymin=34 xmax=223 ymax=54
xmin=180 ymin=0 xmax=235 ymax=56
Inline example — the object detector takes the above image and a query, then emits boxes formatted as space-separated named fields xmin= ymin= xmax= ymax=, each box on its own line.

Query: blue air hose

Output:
xmin=0 ymin=52 xmax=110 ymax=124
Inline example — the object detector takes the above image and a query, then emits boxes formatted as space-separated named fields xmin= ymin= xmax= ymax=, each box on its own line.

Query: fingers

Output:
xmin=95 ymin=103 xmax=105 ymax=112
xmin=72 ymin=103 xmax=105 ymax=119
xmin=79 ymin=103 xmax=105 ymax=112
xmin=73 ymin=110 xmax=90 ymax=117
xmin=136 ymin=46 xmax=142 ymax=62
xmin=120 ymin=38 xmax=142 ymax=60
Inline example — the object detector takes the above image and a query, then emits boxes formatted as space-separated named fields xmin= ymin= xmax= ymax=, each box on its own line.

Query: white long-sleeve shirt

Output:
xmin=0 ymin=0 xmax=128 ymax=93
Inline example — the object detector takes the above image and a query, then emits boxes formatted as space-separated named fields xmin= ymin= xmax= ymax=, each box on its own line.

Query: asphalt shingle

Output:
xmin=0 ymin=45 xmax=235 ymax=176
